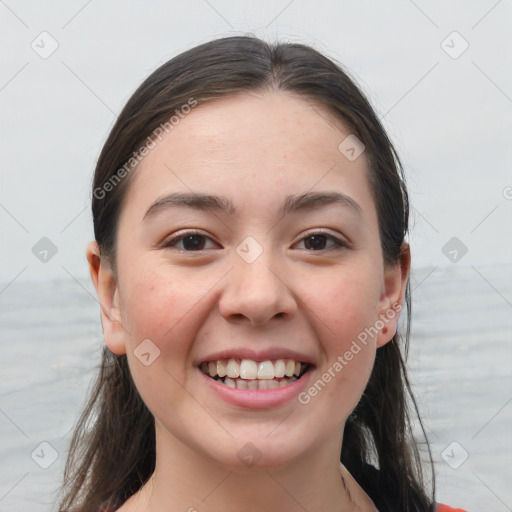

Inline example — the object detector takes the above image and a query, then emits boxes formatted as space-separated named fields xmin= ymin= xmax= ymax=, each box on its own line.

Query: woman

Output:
xmin=57 ymin=35 xmax=468 ymax=512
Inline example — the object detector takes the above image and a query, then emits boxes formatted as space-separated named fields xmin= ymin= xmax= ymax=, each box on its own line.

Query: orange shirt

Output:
xmin=437 ymin=505 xmax=468 ymax=512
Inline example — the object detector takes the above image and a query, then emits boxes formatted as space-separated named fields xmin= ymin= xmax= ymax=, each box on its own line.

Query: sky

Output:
xmin=1 ymin=0 xmax=511 ymax=286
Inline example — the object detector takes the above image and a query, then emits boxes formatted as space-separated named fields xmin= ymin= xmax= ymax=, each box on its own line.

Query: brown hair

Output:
xmin=57 ymin=35 xmax=435 ymax=512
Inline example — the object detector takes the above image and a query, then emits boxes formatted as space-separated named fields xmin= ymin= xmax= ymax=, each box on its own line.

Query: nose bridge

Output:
xmin=218 ymin=236 xmax=295 ymax=325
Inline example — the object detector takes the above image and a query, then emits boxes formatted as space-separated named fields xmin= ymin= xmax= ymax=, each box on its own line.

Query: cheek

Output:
xmin=301 ymin=267 xmax=380 ymax=402
xmin=119 ymin=263 xmax=198 ymax=339
xmin=117 ymin=261 xmax=224 ymax=378
xmin=307 ymin=265 xmax=382 ymax=339
xmin=118 ymin=266 xmax=207 ymax=419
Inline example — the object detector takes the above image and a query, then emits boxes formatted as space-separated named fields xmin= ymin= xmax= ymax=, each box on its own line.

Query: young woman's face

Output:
xmin=94 ymin=91 xmax=407 ymax=470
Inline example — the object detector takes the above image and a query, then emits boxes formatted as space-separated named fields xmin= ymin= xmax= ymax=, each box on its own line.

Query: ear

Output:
xmin=86 ymin=241 xmax=127 ymax=355
xmin=375 ymin=242 xmax=411 ymax=348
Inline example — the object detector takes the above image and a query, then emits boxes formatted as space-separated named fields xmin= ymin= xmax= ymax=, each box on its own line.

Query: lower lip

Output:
xmin=198 ymin=368 xmax=313 ymax=409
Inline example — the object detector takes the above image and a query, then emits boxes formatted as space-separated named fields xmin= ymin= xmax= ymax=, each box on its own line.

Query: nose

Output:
xmin=217 ymin=248 xmax=297 ymax=326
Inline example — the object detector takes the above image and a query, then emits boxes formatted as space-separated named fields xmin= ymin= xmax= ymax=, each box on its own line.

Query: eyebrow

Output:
xmin=142 ymin=191 xmax=362 ymax=221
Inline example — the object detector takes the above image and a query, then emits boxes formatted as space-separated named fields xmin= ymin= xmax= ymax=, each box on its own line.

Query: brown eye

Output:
xmin=296 ymin=232 xmax=349 ymax=251
xmin=163 ymin=232 xmax=218 ymax=251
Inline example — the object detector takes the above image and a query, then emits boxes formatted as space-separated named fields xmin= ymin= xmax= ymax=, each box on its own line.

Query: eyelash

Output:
xmin=161 ymin=230 xmax=350 ymax=253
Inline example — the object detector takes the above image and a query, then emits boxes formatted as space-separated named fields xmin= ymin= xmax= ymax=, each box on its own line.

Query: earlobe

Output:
xmin=86 ymin=241 xmax=127 ymax=355
xmin=376 ymin=242 xmax=411 ymax=348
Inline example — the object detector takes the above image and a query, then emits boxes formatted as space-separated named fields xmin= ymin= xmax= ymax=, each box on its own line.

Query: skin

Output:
xmin=87 ymin=90 xmax=410 ymax=512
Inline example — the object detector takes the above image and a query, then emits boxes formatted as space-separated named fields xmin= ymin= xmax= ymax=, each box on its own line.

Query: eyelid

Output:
xmin=161 ymin=228 xmax=351 ymax=253
xmin=294 ymin=229 xmax=351 ymax=250
xmin=161 ymin=229 xmax=220 ymax=251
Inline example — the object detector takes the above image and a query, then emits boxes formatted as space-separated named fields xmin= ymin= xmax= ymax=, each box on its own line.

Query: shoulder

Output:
xmin=346 ymin=460 xmax=468 ymax=512
xmin=436 ymin=505 xmax=468 ymax=512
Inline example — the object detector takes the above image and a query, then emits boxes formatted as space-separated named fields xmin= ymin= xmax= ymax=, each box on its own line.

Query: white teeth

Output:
xmin=257 ymin=360 xmax=274 ymax=380
xmin=236 ymin=379 xmax=248 ymax=389
xmin=224 ymin=377 xmax=236 ymax=388
xmin=285 ymin=360 xmax=295 ymax=377
xmin=240 ymin=359 xmax=258 ymax=380
xmin=226 ymin=358 xmax=240 ymax=378
xmin=274 ymin=359 xmax=286 ymax=378
xmin=217 ymin=360 xmax=227 ymax=378
xmin=247 ymin=379 xmax=258 ymax=390
xmin=267 ymin=379 xmax=279 ymax=389
xmin=203 ymin=358 xmax=308 ymax=380
xmin=214 ymin=375 xmax=299 ymax=390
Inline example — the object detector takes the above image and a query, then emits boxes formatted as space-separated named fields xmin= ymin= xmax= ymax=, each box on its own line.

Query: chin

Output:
xmin=202 ymin=436 xmax=307 ymax=473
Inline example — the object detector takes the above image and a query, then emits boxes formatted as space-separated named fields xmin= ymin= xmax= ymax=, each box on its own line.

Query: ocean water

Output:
xmin=0 ymin=264 xmax=510 ymax=511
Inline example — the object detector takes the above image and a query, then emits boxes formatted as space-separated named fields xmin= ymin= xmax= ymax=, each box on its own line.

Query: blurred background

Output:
xmin=1 ymin=1 xmax=511 ymax=510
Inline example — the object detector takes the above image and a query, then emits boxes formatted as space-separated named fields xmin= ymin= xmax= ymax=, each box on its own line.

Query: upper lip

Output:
xmin=195 ymin=348 xmax=316 ymax=367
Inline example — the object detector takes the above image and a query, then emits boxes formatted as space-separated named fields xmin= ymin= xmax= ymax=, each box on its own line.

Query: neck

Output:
xmin=124 ymin=422 xmax=376 ymax=512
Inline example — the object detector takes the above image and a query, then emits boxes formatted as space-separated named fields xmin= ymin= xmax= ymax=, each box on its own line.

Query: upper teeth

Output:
xmin=201 ymin=359 xmax=304 ymax=380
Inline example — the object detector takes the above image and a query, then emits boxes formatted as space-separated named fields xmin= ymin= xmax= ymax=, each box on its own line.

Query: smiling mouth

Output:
xmin=200 ymin=358 xmax=311 ymax=390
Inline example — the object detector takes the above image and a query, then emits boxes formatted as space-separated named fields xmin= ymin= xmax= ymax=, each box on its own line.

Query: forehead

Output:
xmin=122 ymin=91 xmax=374 ymax=220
